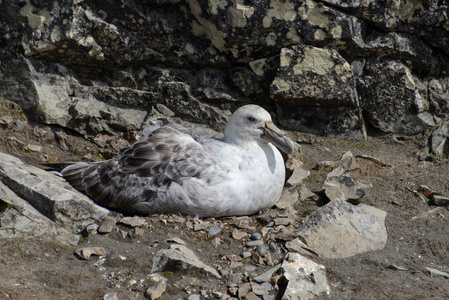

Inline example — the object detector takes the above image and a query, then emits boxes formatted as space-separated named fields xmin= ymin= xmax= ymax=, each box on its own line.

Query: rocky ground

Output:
xmin=1 ymin=113 xmax=449 ymax=300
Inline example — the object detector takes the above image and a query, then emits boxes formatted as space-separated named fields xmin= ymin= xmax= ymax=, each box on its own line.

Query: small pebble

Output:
xmin=266 ymin=221 xmax=275 ymax=227
xmin=208 ymin=225 xmax=221 ymax=236
xmin=86 ymin=224 xmax=98 ymax=235
xmin=246 ymin=240 xmax=264 ymax=247
xmin=228 ymin=286 xmax=238 ymax=296
xmin=68 ymin=234 xmax=81 ymax=246
xmin=173 ymin=216 xmax=186 ymax=223
xmin=250 ymin=232 xmax=262 ymax=240
xmin=193 ymin=222 xmax=209 ymax=231
xmin=212 ymin=291 xmax=223 ymax=298
xmin=27 ymin=144 xmax=42 ymax=152
xmin=103 ymin=293 xmax=118 ymax=300
xmin=241 ymin=251 xmax=252 ymax=258
xmin=98 ymin=216 xmax=117 ymax=234
xmin=187 ymin=294 xmax=200 ymax=300
xmin=257 ymin=244 xmax=267 ymax=257
xmin=268 ymin=241 xmax=278 ymax=251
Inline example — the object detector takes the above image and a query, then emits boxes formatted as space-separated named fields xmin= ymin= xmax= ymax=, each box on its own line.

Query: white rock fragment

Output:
xmin=426 ymin=267 xmax=449 ymax=279
xmin=277 ymin=252 xmax=330 ymax=300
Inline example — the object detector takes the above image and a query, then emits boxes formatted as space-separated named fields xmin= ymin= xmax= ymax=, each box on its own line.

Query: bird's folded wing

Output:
xmin=118 ymin=124 xmax=220 ymax=184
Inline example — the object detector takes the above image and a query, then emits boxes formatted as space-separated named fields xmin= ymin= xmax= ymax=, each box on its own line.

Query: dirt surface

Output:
xmin=1 ymin=118 xmax=449 ymax=299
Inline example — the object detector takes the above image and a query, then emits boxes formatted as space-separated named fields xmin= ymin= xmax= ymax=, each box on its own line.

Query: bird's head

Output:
xmin=224 ymin=105 xmax=294 ymax=154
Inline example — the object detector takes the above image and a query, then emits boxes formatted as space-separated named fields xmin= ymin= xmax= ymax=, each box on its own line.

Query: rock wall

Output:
xmin=1 ymin=0 xmax=448 ymax=145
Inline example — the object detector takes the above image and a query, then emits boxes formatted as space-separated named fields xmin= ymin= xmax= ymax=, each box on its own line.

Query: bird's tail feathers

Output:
xmin=61 ymin=162 xmax=95 ymax=191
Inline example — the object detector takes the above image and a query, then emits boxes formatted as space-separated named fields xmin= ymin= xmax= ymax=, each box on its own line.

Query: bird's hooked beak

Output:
xmin=261 ymin=121 xmax=295 ymax=154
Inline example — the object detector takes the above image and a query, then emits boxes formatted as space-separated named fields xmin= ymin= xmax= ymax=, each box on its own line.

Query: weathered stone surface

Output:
xmin=1 ymin=0 xmax=448 ymax=144
xmin=69 ymin=93 xmax=147 ymax=136
xmin=0 ymin=181 xmax=70 ymax=241
xmin=253 ymin=264 xmax=281 ymax=283
xmin=296 ymin=200 xmax=387 ymax=258
xmin=272 ymin=46 xmax=365 ymax=141
xmin=294 ymin=0 xmax=367 ymax=57
xmin=285 ymin=238 xmax=318 ymax=257
xmin=271 ymin=46 xmax=357 ymax=106
xmin=363 ymin=32 xmax=442 ymax=74
xmin=357 ymin=59 xmax=433 ymax=135
xmin=0 ymin=152 xmax=109 ymax=233
xmin=275 ymin=187 xmax=298 ymax=210
xmin=321 ymin=0 xmax=449 ymax=55
xmin=277 ymin=252 xmax=330 ymax=299
xmin=430 ymin=121 xmax=449 ymax=157
xmin=432 ymin=195 xmax=449 ymax=207
xmin=298 ymin=184 xmax=319 ymax=203
xmin=428 ymin=78 xmax=449 ymax=116
xmin=151 ymin=242 xmax=221 ymax=278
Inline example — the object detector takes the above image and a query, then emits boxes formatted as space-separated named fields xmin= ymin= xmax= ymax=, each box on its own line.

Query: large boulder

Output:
xmin=357 ymin=59 xmax=434 ymax=135
xmin=0 ymin=152 xmax=109 ymax=234
xmin=295 ymin=200 xmax=388 ymax=258
xmin=272 ymin=45 xmax=365 ymax=141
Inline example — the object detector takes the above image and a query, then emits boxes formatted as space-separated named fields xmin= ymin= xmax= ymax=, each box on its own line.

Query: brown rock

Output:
xmin=232 ymin=228 xmax=248 ymax=240
xmin=98 ymin=216 xmax=117 ymax=234
xmin=75 ymin=247 xmax=107 ymax=260
xmin=274 ymin=225 xmax=295 ymax=241
xmin=246 ymin=292 xmax=261 ymax=300
xmin=273 ymin=218 xmax=294 ymax=226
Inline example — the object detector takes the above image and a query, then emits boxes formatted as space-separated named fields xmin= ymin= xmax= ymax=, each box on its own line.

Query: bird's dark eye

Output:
xmin=247 ymin=116 xmax=256 ymax=122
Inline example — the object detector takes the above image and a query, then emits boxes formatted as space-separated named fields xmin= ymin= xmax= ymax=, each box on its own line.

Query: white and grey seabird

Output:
xmin=61 ymin=105 xmax=295 ymax=217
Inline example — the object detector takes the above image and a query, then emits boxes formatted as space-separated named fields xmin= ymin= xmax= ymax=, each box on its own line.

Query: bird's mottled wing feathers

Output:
xmin=62 ymin=124 xmax=221 ymax=214
xmin=118 ymin=125 xmax=216 ymax=180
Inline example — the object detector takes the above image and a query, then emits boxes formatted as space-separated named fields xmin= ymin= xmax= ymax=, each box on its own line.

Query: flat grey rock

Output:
xmin=426 ymin=267 xmax=449 ymax=279
xmin=296 ymin=200 xmax=387 ymax=258
xmin=0 ymin=152 xmax=109 ymax=233
xmin=285 ymin=167 xmax=310 ymax=187
xmin=0 ymin=180 xmax=70 ymax=242
xmin=151 ymin=243 xmax=220 ymax=278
